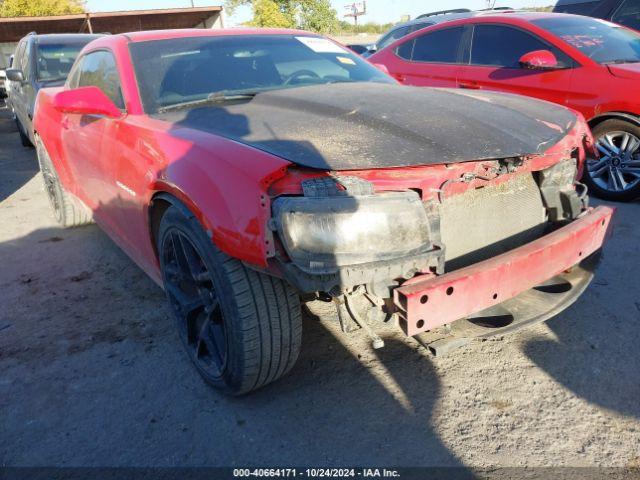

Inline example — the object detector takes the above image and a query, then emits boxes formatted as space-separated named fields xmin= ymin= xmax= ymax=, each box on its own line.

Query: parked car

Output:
xmin=5 ymin=55 xmax=14 ymax=102
xmin=370 ymin=12 xmax=640 ymax=201
xmin=0 ymin=68 xmax=6 ymax=99
xmin=34 ymin=29 xmax=613 ymax=394
xmin=357 ymin=17 xmax=439 ymax=56
xmin=6 ymin=32 xmax=102 ymax=147
xmin=553 ymin=0 xmax=640 ymax=31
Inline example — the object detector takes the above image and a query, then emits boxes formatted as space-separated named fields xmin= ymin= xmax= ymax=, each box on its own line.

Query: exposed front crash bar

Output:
xmin=394 ymin=206 xmax=615 ymax=336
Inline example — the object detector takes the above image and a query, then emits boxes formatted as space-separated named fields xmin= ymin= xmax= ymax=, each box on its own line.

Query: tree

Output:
xmin=247 ymin=0 xmax=295 ymax=28
xmin=227 ymin=0 xmax=339 ymax=33
xmin=298 ymin=0 xmax=338 ymax=33
xmin=0 ymin=0 xmax=85 ymax=17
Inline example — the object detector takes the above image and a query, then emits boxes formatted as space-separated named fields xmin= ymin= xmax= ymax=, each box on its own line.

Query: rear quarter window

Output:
xmin=396 ymin=26 xmax=465 ymax=63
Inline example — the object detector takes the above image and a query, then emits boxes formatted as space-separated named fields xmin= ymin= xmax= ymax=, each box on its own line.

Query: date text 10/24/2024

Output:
xmin=233 ymin=469 xmax=401 ymax=478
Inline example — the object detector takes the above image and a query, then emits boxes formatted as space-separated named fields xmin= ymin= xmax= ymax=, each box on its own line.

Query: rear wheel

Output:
xmin=158 ymin=205 xmax=302 ymax=395
xmin=584 ymin=119 xmax=640 ymax=202
xmin=15 ymin=117 xmax=33 ymax=148
xmin=35 ymin=135 xmax=92 ymax=227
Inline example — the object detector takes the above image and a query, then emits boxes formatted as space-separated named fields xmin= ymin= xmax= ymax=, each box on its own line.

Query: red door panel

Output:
xmin=456 ymin=65 xmax=574 ymax=106
xmin=60 ymin=113 xmax=108 ymax=210
xmin=393 ymin=62 xmax=461 ymax=88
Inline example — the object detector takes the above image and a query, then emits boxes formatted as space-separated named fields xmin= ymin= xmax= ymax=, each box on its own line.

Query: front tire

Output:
xmin=584 ymin=119 xmax=640 ymax=202
xmin=158 ymin=206 xmax=302 ymax=395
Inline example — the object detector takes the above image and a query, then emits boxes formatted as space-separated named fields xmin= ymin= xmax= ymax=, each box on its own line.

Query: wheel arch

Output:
xmin=588 ymin=112 xmax=640 ymax=130
xmin=148 ymin=191 xmax=202 ymax=262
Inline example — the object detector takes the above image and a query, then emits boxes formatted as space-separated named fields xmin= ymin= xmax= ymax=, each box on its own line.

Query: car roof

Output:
xmin=385 ymin=9 xmax=518 ymax=30
xmin=398 ymin=10 xmax=594 ymax=29
xmin=554 ymin=0 xmax=595 ymax=5
xmin=120 ymin=28 xmax=317 ymax=43
xmin=30 ymin=33 xmax=104 ymax=45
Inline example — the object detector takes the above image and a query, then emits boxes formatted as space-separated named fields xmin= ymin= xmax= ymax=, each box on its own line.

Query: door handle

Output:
xmin=61 ymin=117 xmax=70 ymax=130
xmin=458 ymin=81 xmax=480 ymax=90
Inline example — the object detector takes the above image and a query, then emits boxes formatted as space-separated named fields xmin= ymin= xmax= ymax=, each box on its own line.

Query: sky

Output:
xmin=85 ymin=0 xmax=554 ymax=25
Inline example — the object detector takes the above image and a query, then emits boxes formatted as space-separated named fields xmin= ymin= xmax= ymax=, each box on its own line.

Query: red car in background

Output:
xmin=370 ymin=12 xmax=640 ymax=201
xmin=33 ymin=29 xmax=614 ymax=394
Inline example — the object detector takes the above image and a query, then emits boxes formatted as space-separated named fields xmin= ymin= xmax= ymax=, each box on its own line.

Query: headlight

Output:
xmin=273 ymin=191 xmax=431 ymax=273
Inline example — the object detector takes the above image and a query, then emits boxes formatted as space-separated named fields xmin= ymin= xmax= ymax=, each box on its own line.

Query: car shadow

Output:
xmin=522 ymin=200 xmax=640 ymax=419
xmin=0 ymin=102 xmax=39 ymax=203
xmin=0 ymin=221 xmax=471 ymax=471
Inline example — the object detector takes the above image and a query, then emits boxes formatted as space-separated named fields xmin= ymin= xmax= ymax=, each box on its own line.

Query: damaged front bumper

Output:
xmin=394 ymin=206 xmax=615 ymax=337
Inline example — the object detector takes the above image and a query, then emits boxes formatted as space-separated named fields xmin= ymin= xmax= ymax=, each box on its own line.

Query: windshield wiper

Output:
xmin=157 ymin=90 xmax=258 ymax=113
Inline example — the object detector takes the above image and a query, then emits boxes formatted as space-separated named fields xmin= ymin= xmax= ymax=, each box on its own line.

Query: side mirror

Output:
xmin=6 ymin=69 xmax=24 ymax=82
xmin=53 ymin=86 xmax=122 ymax=118
xmin=373 ymin=63 xmax=390 ymax=74
xmin=519 ymin=50 xmax=559 ymax=70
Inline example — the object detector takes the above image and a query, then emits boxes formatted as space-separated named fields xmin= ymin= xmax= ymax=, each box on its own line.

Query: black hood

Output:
xmin=157 ymin=83 xmax=577 ymax=171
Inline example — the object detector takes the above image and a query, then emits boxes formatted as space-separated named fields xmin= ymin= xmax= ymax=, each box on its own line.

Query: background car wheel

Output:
xmin=15 ymin=118 xmax=33 ymax=148
xmin=34 ymin=135 xmax=93 ymax=227
xmin=158 ymin=205 xmax=302 ymax=395
xmin=584 ymin=119 xmax=640 ymax=202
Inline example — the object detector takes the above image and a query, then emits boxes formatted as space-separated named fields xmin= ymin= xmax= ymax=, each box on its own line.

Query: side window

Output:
xmin=20 ymin=42 xmax=31 ymax=79
xmin=410 ymin=26 xmax=465 ymax=63
xmin=471 ymin=25 xmax=572 ymax=68
xmin=13 ymin=41 xmax=25 ymax=70
xmin=612 ymin=0 xmax=640 ymax=31
xmin=396 ymin=38 xmax=415 ymax=60
xmin=66 ymin=57 xmax=84 ymax=89
xmin=78 ymin=50 xmax=125 ymax=110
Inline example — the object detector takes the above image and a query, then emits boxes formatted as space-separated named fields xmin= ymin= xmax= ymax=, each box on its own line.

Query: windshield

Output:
xmin=129 ymin=34 xmax=393 ymax=113
xmin=532 ymin=16 xmax=640 ymax=64
xmin=36 ymin=43 xmax=85 ymax=82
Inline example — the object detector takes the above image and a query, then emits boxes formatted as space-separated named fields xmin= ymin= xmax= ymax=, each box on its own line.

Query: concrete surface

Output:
xmin=1 ymin=103 xmax=639 ymax=468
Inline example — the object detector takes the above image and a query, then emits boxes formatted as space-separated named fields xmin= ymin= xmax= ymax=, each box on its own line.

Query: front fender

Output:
xmin=147 ymin=129 xmax=291 ymax=268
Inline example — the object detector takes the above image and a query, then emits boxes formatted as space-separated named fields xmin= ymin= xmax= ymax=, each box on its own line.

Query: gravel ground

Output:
xmin=1 ymin=104 xmax=639 ymax=469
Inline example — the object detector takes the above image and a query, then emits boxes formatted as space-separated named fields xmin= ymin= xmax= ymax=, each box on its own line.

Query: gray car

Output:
xmin=6 ymin=33 xmax=102 ymax=147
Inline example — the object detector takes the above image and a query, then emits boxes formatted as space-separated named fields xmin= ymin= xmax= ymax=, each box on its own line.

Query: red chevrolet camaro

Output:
xmin=370 ymin=12 xmax=640 ymax=201
xmin=34 ymin=29 xmax=613 ymax=394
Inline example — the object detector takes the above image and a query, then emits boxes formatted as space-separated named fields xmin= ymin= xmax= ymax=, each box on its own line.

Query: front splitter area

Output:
xmin=413 ymin=253 xmax=601 ymax=356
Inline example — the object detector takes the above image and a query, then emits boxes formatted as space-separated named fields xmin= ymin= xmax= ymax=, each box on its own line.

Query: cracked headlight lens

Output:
xmin=273 ymin=191 xmax=431 ymax=273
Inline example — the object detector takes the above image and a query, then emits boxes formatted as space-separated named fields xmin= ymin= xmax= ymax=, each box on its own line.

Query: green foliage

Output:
xmin=247 ymin=0 xmax=295 ymax=28
xmin=228 ymin=0 xmax=339 ymax=33
xmin=298 ymin=0 xmax=338 ymax=33
xmin=523 ymin=6 xmax=554 ymax=12
xmin=337 ymin=20 xmax=394 ymax=34
xmin=0 ymin=0 xmax=85 ymax=17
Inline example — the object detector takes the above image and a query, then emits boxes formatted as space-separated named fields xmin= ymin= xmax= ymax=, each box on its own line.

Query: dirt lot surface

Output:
xmin=1 ymin=104 xmax=639 ymax=469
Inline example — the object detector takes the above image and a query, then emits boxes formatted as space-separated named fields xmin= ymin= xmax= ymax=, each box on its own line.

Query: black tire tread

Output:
xmin=160 ymin=206 xmax=301 ymax=395
xmin=16 ymin=117 xmax=33 ymax=148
